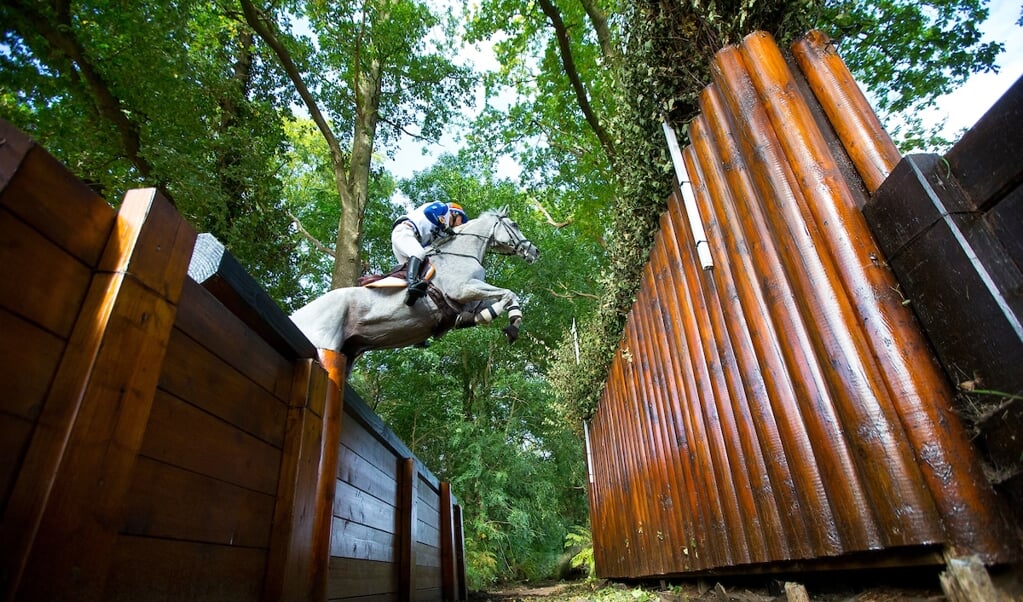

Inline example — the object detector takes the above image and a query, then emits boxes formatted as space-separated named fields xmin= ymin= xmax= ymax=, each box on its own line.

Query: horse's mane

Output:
xmin=473 ymin=206 xmax=509 ymax=220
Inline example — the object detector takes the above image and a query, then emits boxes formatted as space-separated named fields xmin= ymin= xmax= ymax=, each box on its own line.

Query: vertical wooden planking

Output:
xmin=453 ymin=504 xmax=467 ymax=601
xmin=399 ymin=457 xmax=419 ymax=601
xmin=738 ymin=32 xmax=947 ymax=547
xmin=660 ymin=207 xmax=741 ymax=567
xmin=687 ymin=113 xmax=795 ymax=561
xmin=752 ymin=31 xmax=1014 ymax=562
xmin=671 ymin=165 xmax=762 ymax=565
xmin=713 ymin=45 xmax=887 ymax=552
xmin=634 ymin=258 xmax=691 ymax=571
xmin=632 ymin=266 xmax=682 ymax=572
xmin=647 ymin=229 xmax=707 ymax=570
xmin=315 ymin=350 xmax=345 ymax=596
xmin=697 ymin=80 xmax=838 ymax=557
xmin=440 ymin=482 xmax=456 ymax=600
xmin=648 ymin=226 xmax=719 ymax=568
xmin=16 ymin=189 xmax=196 ymax=601
xmin=676 ymin=155 xmax=772 ymax=563
xmin=789 ymin=31 xmax=901 ymax=195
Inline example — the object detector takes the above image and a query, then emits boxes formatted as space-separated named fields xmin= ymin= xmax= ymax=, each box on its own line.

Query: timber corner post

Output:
xmin=1 ymin=114 xmax=197 ymax=598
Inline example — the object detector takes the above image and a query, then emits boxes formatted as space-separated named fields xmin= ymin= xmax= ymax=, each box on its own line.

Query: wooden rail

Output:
xmin=0 ymin=118 xmax=466 ymax=601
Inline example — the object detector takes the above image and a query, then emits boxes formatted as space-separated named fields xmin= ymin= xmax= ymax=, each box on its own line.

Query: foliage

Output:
xmin=1 ymin=0 xmax=302 ymax=303
xmin=348 ymin=156 xmax=592 ymax=588
xmin=565 ymin=525 xmax=597 ymax=580
xmin=822 ymin=0 xmax=1005 ymax=150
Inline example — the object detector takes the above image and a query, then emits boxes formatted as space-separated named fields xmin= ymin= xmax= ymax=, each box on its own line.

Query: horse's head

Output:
xmin=481 ymin=206 xmax=539 ymax=264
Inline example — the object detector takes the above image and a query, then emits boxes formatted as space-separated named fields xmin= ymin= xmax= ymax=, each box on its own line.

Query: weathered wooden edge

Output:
xmin=188 ymin=232 xmax=316 ymax=360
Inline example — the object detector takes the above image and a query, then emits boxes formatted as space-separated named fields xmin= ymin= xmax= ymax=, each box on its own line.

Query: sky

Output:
xmin=383 ymin=0 xmax=1023 ymax=184
xmin=916 ymin=0 xmax=1023 ymax=143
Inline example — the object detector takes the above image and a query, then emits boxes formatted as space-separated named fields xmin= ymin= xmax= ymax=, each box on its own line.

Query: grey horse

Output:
xmin=290 ymin=207 xmax=540 ymax=367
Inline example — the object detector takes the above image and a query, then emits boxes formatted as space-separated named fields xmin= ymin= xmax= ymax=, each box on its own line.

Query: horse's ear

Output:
xmin=499 ymin=205 xmax=509 ymax=216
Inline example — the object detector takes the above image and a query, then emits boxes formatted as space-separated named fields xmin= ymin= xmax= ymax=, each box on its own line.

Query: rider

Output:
xmin=391 ymin=201 xmax=469 ymax=306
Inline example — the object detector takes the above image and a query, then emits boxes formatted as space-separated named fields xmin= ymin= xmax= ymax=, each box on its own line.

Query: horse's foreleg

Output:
xmin=452 ymin=282 xmax=523 ymax=343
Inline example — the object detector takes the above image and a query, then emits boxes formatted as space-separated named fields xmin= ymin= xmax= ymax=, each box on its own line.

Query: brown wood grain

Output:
xmin=327 ymin=556 xmax=396 ymax=599
xmin=0 ymin=121 xmax=115 ymax=266
xmin=121 ymin=455 xmax=275 ymax=547
xmin=790 ymin=31 xmax=901 ymax=195
xmin=686 ymin=116 xmax=795 ymax=561
xmin=159 ymin=326 xmax=288 ymax=448
xmin=338 ymin=442 xmax=400 ymax=504
xmin=334 ymin=478 xmax=398 ymax=532
xmin=264 ymin=358 xmax=333 ymax=602
xmin=105 ymin=535 xmax=266 ymax=602
xmin=0 ymin=207 xmax=93 ymax=337
xmin=142 ymin=389 xmax=283 ymax=494
xmin=398 ymin=458 xmax=418 ymax=602
xmin=0 ymin=414 xmax=33 ymax=506
xmin=440 ymin=482 xmax=456 ymax=601
xmin=12 ymin=189 xmax=195 ymax=601
xmin=341 ymin=413 xmax=405 ymax=476
xmin=330 ymin=515 xmax=397 ymax=562
xmin=0 ymin=306 xmax=65 ymax=420
xmin=175 ymin=278 xmax=295 ymax=399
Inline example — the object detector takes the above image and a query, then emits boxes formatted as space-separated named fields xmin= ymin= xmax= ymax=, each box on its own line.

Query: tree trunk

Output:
xmin=332 ymin=56 xmax=383 ymax=288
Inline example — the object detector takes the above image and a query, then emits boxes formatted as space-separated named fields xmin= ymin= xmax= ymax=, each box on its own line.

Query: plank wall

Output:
xmin=0 ymin=118 xmax=466 ymax=601
xmin=586 ymin=31 xmax=1021 ymax=580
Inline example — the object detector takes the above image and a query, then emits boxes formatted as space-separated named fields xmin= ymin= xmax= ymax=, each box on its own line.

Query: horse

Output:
xmin=290 ymin=207 xmax=540 ymax=369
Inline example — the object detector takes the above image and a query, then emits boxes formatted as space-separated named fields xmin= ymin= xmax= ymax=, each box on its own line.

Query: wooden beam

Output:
xmin=398 ymin=458 xmax=419 ymax=602
xmin=187 ymin=232 xmax=316 ymax=360
xmin=454 ymin=504 xmax=468 ymax=601
xmin=265 ymin=358 xmax=333 ymax=602
xmin=10 ymin=189 xmax=195 ymax=600
xmin=440 ymin=482 xmax=456 ymax=600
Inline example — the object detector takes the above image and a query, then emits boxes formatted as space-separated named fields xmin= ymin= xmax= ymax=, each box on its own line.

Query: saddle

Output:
xmin=358 ymin=260 xmax=466 ymax=335
xmin=358 ymin=261 xmax=430 ymax=288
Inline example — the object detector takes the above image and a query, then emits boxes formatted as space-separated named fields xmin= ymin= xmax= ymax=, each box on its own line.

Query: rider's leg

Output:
xmin=392 ymin=224 xmax=430 ymax=306
xmin=404 ymin=255 xmax=429 ymax=306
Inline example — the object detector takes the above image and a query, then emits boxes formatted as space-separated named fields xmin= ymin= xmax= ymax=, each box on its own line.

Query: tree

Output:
xmin=1 ymin=0 xmax=303 ymax=302
xmin=241 ymin=0 xmax=474 ymax=288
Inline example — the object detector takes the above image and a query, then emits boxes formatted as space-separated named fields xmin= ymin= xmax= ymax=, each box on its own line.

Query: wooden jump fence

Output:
xmin=586 ymin=30 xmax=1022 ymax=580
xmin=0 ymin=117 xmax=466 ymax=601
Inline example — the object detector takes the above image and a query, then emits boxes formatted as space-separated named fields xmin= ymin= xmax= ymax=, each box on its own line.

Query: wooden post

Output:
xmin=313 ymin=349 xmax=345 ymax=597
xmin=398 ymin=458 xmax=419 ymax=602
xmin=11 ymin=189 xmax=196 ymax=600
xmin=453 ymin=504 xmax=467 ymax=601
xmin=440 ymin=482 xmax=456 ymax=601
xmin=265 ymin=358 xmax=335 ymax=602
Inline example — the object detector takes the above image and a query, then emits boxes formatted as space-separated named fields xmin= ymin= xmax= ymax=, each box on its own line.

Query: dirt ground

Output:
xmin=469 ymin=569 xmax=951 ymax=601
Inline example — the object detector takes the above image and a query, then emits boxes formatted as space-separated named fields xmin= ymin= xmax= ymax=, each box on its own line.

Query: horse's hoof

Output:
xmin=503 ymin=323 xmax=519 ymax=343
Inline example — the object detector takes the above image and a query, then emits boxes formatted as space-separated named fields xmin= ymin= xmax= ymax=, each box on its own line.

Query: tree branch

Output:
xmin=536 ymin=0 xmax=616 ymax=161
xmin=288 ymin=211 xmax=336 ymax=258
xmin=579 ymin=0 xmax=615 ymax=64
xmin=12 ymin=0 xmax=177 ymax=202
xmin=239 ymin=0 xmax=350 ymax=190
xmin=530 ymin=198 xmax=573 ymax=228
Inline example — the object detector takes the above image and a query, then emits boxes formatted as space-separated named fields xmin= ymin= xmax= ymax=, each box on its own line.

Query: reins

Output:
xmin=426 ymin=213 xmax=527 ymax=265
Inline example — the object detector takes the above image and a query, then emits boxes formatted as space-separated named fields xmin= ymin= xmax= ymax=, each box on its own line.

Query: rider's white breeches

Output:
xmin=391 ymin=222 xmax=426 ymax=264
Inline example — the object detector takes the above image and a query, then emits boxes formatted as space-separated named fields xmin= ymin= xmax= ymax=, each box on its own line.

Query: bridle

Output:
xmin=428 ymin=214 xmax=533 ymax=264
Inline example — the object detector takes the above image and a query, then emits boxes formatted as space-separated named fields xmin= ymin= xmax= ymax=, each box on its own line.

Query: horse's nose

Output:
xmin=526 ymin=244 xmax=539 ymax=264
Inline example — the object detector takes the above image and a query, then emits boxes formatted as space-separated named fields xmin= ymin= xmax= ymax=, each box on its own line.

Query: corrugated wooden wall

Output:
xmin=586 ymin=30 xmax=1019 ymax=579
xmin=0 ymin=118 xmax=466 ymax=601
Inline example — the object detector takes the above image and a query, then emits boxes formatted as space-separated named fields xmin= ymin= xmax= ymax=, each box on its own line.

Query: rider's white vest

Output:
xmin=403 ymin=201 xmax=449 ymax=246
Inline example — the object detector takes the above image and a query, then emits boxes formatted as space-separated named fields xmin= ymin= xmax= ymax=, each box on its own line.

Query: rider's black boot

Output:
xmin=405 ymin=256 xmax=428 ymax=306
